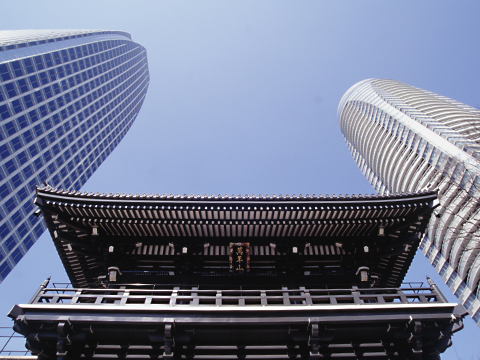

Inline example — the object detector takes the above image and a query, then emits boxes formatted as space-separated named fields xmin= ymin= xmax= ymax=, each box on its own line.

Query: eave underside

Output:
xmin=35 ymin=188 xmax=437 ymax=288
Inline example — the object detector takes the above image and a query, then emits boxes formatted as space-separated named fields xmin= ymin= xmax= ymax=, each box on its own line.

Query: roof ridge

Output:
xmin=36 ymin=186 xmax=437 ymax=202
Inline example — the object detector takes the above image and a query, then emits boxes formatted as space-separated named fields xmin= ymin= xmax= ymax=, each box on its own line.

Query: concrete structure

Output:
xmin=0 ymin=30 xmax=149 ymax=282
xmin=338 ymin=78 xmax=480 ymax=326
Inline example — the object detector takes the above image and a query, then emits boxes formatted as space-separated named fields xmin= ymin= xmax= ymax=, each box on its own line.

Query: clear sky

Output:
xmin=1 ymin=1 xmax=480 ymax=358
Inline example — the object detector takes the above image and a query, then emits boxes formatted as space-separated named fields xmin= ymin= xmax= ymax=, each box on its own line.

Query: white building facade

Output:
xmin=0 ymin=30 xmax=149 ymax=282
xmin=338 ymin=78 xmax=480 ymax=326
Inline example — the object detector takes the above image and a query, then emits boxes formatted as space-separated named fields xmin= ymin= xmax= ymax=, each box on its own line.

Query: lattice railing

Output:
xmin=30 ymin=284 xmax=443 ymax=307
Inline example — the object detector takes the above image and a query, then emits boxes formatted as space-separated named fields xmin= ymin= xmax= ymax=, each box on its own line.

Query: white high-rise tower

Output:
xmin=338 ymin=78 xmax=480 ymax=326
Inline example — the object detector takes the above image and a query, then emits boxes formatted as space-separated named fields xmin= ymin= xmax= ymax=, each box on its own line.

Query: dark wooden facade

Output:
xmin=8 ymin=187 xmax=466 ymax=359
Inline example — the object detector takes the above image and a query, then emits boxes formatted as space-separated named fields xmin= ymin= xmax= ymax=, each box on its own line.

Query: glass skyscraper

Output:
xmin=338 ymin=78 xmax=480 ymax=327
xmin=0 ymin=30 xmax=149 ymax=282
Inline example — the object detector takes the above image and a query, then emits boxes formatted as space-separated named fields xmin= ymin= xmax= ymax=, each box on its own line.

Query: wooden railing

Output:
xmin=30 ymin=283 xmax=444 ymax=307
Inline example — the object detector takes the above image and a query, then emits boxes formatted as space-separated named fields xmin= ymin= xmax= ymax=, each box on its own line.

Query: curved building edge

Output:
xmin=338 ymin=78 xmax=480 ymax=328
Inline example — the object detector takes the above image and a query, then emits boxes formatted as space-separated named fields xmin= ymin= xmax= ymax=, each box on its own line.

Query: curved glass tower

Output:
xmin=338 ymin=78 xmax=480 ymax=326
xmin=0 ymin=30 xmax=149 ymax=282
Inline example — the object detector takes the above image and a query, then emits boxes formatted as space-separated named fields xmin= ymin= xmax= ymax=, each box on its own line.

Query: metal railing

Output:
xmin=0 ymin=327 xmax=30 ymax=357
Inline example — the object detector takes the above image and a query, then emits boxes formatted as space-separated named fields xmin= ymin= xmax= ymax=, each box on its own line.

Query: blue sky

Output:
xmin=1 ymin=1 xmax=480 ymax=358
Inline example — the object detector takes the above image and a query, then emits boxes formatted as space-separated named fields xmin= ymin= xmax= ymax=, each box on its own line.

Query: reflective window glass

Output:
xmin=5 ymin=83 xmax=17 ymax=98
xmin=39 ymin=72 xmax=49 ymax=85
xmin=51 ymin=83 xmax=60 ymax=95
xmin=61 ymin=50 xmax=69 ymax=62
xmin=0 ymin=63 xmax=11 ymax=81
xmin=33 ymin=91 xmax=43 ymax=104
xmin=22 ymin=129 xmax=33 ymax=144
xmin=44 ymin=53 xmax=53 ymax=67
xmin=56 ymin=97 xmax=64 ymax=108
xmin=0 ymin=104 xmax=10 ymax=120
xmin=48 ymin=101 xmax=56 ymax=112
xmin=17 ymin=79 xmax=29 ymax=93
xmin=29 ymin=75 xmax=39 ymax=89
xmin=11 ymin=211 xmax=22 ymax=226
xmin=28 ymin=144 xmax=38 ymax=158
xmin=58 ymin=65 xmax=65 ymax=78
xmin=52 ymin=114 xmax=60 ymax=126
xmin=34 ymin=56 xmax=44 ymax=70
xmin=23 ymin=94 xmax=33 ymax=109
xmin=11 ymin=136 xmax=22 ymax=151
xmin=12 ymin=99 xmax=22 ymax=114
xmin=16 ymin=151 xmax=28 ymax=165
xmin=0 ymin=144 xmax=10 ymax=159
xmin=17 ymin=116 xmax=28 ymax=129
xmin=17 ymin=225 xmax=27 ymax=239
xmin=4 ymin=236 xmax=16 ymax=251
xmin=44 ymin=87 xmax=52 ymax=99
xmin=33 ymin=157 xmax=42 ymax=171
xmin=22 ymin=164 xmax=33 ymax=179
xmin=4 ymin=121 xmax=16 ymax=136
xmin=23 ymin=234 xmax=34 ymax=250
xmin=0 ymin=184 xmax=9 ymax=199
xmin=48 ymin=69 xmax=57 ymax=82
xmin=53 ymin=52 xmax=62 ymax=65
xmin=11 ymin=61 xmax=23 ymax=77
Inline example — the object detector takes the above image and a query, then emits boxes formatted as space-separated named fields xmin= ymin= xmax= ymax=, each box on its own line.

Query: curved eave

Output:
xmin=35 ymin=186 xmax=438 ymax=207
xmin=35 ymin=187 xmax=437 ymax=288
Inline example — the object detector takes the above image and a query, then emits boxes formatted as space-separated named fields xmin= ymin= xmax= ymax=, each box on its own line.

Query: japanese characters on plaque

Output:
xmin=229 ymin=243 xmax=250 ymax=273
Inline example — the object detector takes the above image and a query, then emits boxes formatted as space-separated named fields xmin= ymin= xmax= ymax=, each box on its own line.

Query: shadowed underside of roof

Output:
xmin=35 ymin=186 xmax=437 ymax=288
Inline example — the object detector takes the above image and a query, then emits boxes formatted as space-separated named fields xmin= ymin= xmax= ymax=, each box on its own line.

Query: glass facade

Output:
xmin=338 ymin=79 xmax=480 ymax=327
xmin=0 ymin=30 xmax=149 ymax=282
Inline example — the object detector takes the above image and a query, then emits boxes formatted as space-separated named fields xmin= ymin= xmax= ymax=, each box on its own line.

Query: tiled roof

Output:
xmin=37 ymin=185 xmax=436 ymax=202
xmin=35 ymin=187 xmax=437 ymax=288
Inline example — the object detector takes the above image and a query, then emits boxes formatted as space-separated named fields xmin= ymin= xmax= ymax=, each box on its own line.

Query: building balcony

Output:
xmin=8 ymin=279 xmax=465 ymax=360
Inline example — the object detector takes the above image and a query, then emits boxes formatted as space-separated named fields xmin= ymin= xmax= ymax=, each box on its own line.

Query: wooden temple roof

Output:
xmin=35 ymin=187 xmax=438 ymax=288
